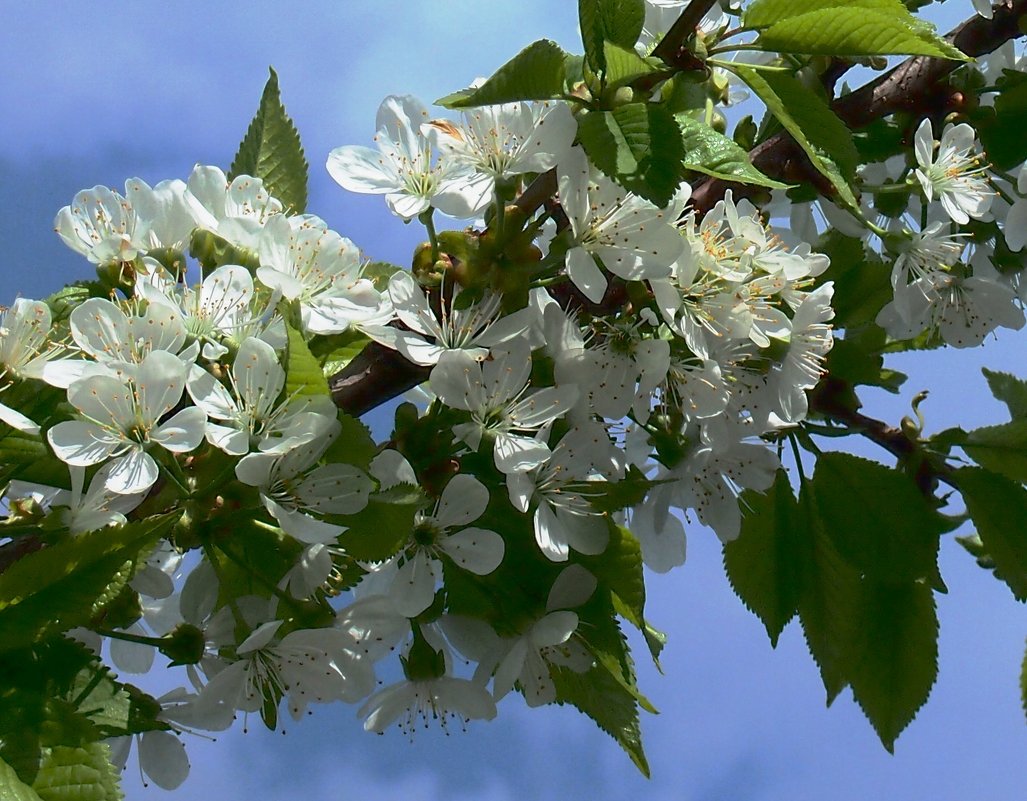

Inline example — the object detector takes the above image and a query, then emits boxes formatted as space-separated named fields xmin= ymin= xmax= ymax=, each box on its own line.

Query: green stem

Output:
xmin=787 ymin=432 xmax=808 ymax=485
xmin=419 ymin=209 xmax=439 ymax=262
xmin=863 ymin=182 xmax=915 ymax=194
xmin=202 ymin=542 xmax=248 ymax=631
xmin=989 ymin=176 xmax=1015 ymax=206
xmin=493 ymin=196 xmax=506 ymax=242
xmin=95 ymin=628 xmax=165 ymax=648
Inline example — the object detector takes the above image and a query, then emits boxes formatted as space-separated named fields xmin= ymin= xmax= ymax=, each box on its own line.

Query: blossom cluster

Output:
xmin=28 ymin=0 xmax=1027 ymax=785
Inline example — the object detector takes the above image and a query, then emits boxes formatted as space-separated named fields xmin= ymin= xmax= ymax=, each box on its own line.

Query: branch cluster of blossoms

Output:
xmin=3 ymin=0 xmax=1027 ymax=792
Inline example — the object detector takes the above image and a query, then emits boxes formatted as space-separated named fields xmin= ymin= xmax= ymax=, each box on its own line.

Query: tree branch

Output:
xmin=691 ymin=0 xmax=1027 ymax=214
xmin=653 ymin=0 xmax=721 ymax=68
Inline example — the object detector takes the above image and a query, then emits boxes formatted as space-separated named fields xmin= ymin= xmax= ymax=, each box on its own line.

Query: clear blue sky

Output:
xmin=1 ymin=2 xmax=1025 ymax=799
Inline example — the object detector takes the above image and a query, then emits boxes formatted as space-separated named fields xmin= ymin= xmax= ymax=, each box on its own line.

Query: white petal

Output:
xmin=530 ymin=611 xmax=578 ymax=648
xmin=138 ymin=731 xmax=190 ymax=791
xmin=106 ymin=449 xmax=160 ymax=495
xmin=152 ymin=407 xmax=207 ymax=453
xmin=390 ymin=551 xmax=439 ymax=617
xmin=566 ymin=246 xmax=608 ymax=303
xmin=495 ymin=432 xmax=551 ymax=474
xmin=439 ymin=527 xmax=504 ymax=574
xmin=436 ymin=473 xmax=489 ymax=527
xmin=47 ymin=421 xmax=122 ymax=466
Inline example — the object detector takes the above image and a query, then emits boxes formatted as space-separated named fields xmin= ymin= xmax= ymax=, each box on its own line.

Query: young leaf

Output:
xmin=229 ymin=67 xmax=308 ymax=214
xmin=577 ymin=103 xmax=684 ymax=207
xmin=335 ymin=488 xmax=422 ymax=562
xmin=810 ymin=453 xmax=944 ymax=583
xmin=982 ymin=367 xmax=1027 ymax=420
xmin=675 ymin=113 xmax=789 ymax=190
xmin=0 ymin=756 xmax=44 ymax=801
xmin=311 ymin=330 xmax=371 ymax=376
xmin=757 ymin=8 xmax=967 ymax=60
xmin=436 ymin=40 xmax=569 ymax=108
xmin=847 ymin=578 xmax=938 ymax=753
xmin=958 ymin=467 xmax=1027 ymax=602
xmin=602 ymin=41 xmax=660 ymax=89
xmin=32 ymin=743 xmax=123 ymax=801
xmin=962 ymin=420 xmax=1027 ymax=484
xmin=323 ymin=409 xmax=378 ymax=470
xmin=579 ymin=0 xmax=645 ymax=75
xmin=0 ymin=513 xmax=178 ymax=652
xmin=284 ymin=323 xmax=330 ymax=398
xmin=551 ymin=660 xmax=650 ymax=777
xmin=723 ymin=470 xmax=802 ymax=647
xmin=729 ymin=65 xmax=859 ymax=209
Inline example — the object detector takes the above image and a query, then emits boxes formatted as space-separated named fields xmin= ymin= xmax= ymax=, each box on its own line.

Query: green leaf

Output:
xmin=0 ymin=514 xmax=177 ymax=652
xmin=336 ymin=487 xmax=423 ymax=562
xmin=847 ymin=579 xmax=938 ymax=752
xmin=757 ymin=7 xmax=966 ymax=60
xmin=229 ymin=67 xmax=308 ymax=214
xmin=579 ymin=0 xmax=645 ymax=75
xmin=816 ymin=231 xmax=891 ymax=329
xmin=311 ymin=330 xmax=371 ymax=377
xmin=577 ymin=103 xmax=684 ymax=207
xmin=811 ymin=453 xmax=944 ymax=583
xmin=436 ymin=40 xmax=569 ymax=108
xmin=551 ymin=660 xmax=650 ymax=776
xmin=982 ymin=367 xmax=1027 ymax=420
xmin=958 ymin=467 xmax=1027 ymax=602
xmin=284 ymin=324 xmax=329 ymax=398
xmin=0 ymin=756 xmax=44 ymax=801
xmin=724 ymin=471 xmax=802 ymax=647
xmin=977 ymin=74 xmax=1027 ymax=170
xmin=963 ymin=420 xmax=1027 ymax=484
xmin=32 ymin=743 xmax=123 ymax=801
xmin=729 ymin=65 xmax=859 ymax=208
xmin=602 ymin=41 xmax=660 ymax=88
xmin=323 ymin=409 xmax=378 ymax=470
xmin=675 ymin=113 xmax=789 ymax=189
xmin=746 ymin=0 xmax=923 ymax=28
xmin=797 ymin=479 xmax=862 ymax=704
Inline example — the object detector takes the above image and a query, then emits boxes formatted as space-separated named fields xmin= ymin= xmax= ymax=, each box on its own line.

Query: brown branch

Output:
xmin=652 ymin=0 xmax=721 ymax=69
xmin=330 ymin=342 xmax=429 ymax=417
xmin=691 ymin=0 xmax=1027 ymax=214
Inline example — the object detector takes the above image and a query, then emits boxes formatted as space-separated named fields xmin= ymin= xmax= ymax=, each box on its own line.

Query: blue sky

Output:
xmin=2 ymin=2 xmax=1026 ymax=799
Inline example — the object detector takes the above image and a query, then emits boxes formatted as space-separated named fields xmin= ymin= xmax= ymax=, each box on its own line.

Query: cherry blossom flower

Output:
xmin=359 ymin=674 xmax=497 ymax=734
xmin=327 ymin=95 xmax=470 ymax=220
xmin=186 ymin=165 xmax=284 ymax=250
xmin=913 ymin=118 xmax=994 ymax=225
xmin=428 ymin=100 xmax=576 ymax=217
xmin=54 ymin=185 xmax=149 ymax=265
xmin=195 ymin=620 xmax=375 ymax=722
xmin=47 ymin=350 xmax=206 ymax=494
xmin=557 ymin=147 xmax=687 ymax=302
xmin=235 ymin=426 xmax=374 ymax=544
xmin=364 ymin=271 xmax=532 ymax=365
xmin=430 ymin=339 xmax=578 ymax=473
xmin=187 ymin=336 xmax=338 ymax=456
xmin=256 ymin=215 xmax=386 ymax=335
xmin=363 ymin=473 xmax=504 ymax=618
